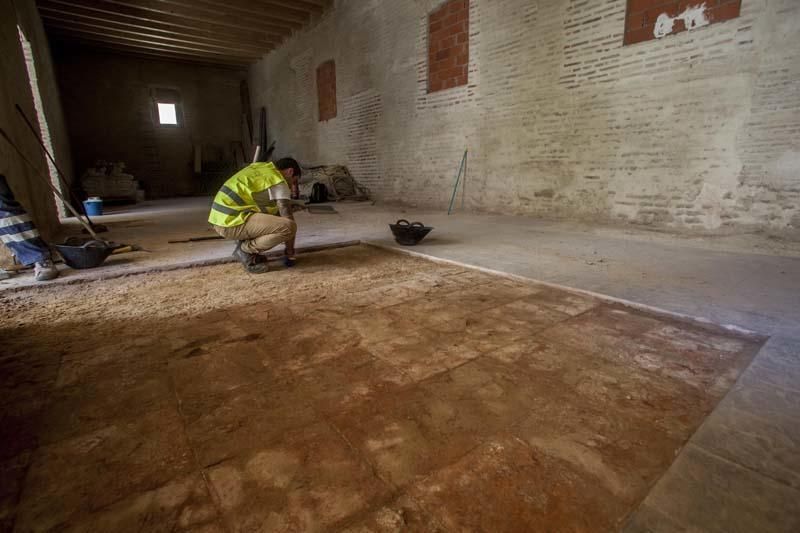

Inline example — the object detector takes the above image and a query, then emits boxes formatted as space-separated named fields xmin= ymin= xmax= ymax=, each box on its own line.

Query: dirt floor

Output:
xmin=0 ymin=245 xmax=765 ymax=532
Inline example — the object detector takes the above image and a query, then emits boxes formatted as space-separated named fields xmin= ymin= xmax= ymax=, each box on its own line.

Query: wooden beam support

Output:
xmin=107 ymin=0 xmax=300 ymax=33
xmin=271 ymin=0 xmax=328 ymax=11
xmin=166 ymin=0 xmax=312 ymax=25
xmin=46 ymin=27 xmax=262 ymax=62
xmin=41 ymin=15 xmax=272 ymax=56
xmin=51 ymin=37 xmax=250 ymax=68
xmin=38 ymin=0 xmax=293 ymax=38
xmin=38 ymin=3 xmax=281 ymax=48
xmin=36 ymin=0 xmax=333 ymax=65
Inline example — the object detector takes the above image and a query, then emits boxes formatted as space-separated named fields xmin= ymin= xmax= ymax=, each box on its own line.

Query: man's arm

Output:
xmin=276 ymin=198 xmax=295 ymax=258
xmin=276 ymin=198 xmax=295 ymax=220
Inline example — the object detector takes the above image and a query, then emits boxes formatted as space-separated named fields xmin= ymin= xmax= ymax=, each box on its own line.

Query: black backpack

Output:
xmin=309 ymin=182 xmax=329 ymax=203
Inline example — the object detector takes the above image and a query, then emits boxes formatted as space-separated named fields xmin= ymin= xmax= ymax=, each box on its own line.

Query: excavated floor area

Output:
xmin=0 ymin=246 xmax=764 ymax=532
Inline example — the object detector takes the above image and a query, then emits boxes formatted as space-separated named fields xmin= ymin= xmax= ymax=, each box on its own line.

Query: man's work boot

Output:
xmin=232 ymin=242 xmax=269 ymax=274
xmin=34 ymin=259 xmax=59 ymax=281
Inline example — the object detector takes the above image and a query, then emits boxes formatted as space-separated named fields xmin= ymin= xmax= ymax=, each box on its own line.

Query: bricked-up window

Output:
xmin=624 ymin=0 xmax=741 ymax=45
xmin=317 ymin=60 xmax=337 ymax=121
xmin=428 ymin=0 xmax=469 ymax=93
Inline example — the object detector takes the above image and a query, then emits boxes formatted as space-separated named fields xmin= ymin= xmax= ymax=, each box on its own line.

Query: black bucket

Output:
xmin=389 ymin=219 xmax=433 ymax=246
xmin=55 ymin=238 xmax=115 ymax=269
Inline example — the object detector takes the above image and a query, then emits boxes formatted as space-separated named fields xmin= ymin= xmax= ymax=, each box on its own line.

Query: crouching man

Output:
xmin=208 ymin=158 xmax=301 ymax=274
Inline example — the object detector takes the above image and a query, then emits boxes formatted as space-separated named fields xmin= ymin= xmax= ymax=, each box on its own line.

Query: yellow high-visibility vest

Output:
xmin=208 ymin=162 xmax=287 ymax=227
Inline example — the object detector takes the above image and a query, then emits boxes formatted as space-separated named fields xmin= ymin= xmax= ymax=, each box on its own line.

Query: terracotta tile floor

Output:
xmin=0 ymin=246 xmax=764 ymax=532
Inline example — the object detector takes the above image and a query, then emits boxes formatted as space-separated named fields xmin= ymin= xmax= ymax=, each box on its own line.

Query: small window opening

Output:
xmin=157 ymin=103 xmax=178 ymax=125
xmin=151 ymin=88 xmax=182 ymax=127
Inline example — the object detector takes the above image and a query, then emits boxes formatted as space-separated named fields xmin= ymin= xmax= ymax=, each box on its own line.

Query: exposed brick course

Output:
xmin=428 ymin=0 xmax=469 ymax=93
xmin=251 ymin=0 xmax=800 ymax=232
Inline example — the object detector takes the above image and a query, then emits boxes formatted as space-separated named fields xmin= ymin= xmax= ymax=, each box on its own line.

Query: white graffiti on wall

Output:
xmin=653 ymin=3 xmax=710 ymax=38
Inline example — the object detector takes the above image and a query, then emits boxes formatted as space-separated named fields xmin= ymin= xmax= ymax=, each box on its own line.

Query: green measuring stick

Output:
xmin=448 ymin=149 xmax=468 ymax=215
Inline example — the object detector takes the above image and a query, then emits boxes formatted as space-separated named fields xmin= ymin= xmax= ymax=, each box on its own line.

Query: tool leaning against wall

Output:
xmin=14 ymin=104 xmax=108 ymax=235
xmin=0 ymin=125 xmax=142 ymax=276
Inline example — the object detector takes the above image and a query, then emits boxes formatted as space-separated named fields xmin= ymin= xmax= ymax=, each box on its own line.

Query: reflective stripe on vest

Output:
xmin=211 ymin=202 xmax=241 ymax=216
xmin=208 ymin=162 xmax=287 ymax=227
xmin=219 ymin=185 xmax=246 ymax=206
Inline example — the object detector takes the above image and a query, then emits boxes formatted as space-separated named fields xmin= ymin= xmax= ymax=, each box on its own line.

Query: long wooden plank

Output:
xmin=46 ymin=29 xmax=259 ymax=63
xmin=42 ymin=16 xmax=272 ymax=56
xmin=164 ymin=0 xmax=312 ymax=25
xmin=38 ymin=4 xmax=281 ymax=48
xmin=108 ymin=0 xmax=300 ymax=33
xmin=38 ymin=0 xmax=287 ymax=43
xmin=38 ymin=0 xmax=293 ymax=37
xmin=270 ymin=0 xmax=328 ymax=10
xmin=52 ymin=38 xmax=251 ymax=68
xmin=46 ymin=24 xmax=264 ymax=60
xmin=250 ymin=0 xmax=323 ymax=16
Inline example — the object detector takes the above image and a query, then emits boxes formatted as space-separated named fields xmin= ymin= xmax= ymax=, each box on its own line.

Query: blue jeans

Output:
xmin=0 ymin=174 xmax=50 ymax=265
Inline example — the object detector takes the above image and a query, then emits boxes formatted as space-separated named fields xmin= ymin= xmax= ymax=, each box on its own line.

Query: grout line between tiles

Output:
xmin=688 ymin=441 xmax=800 ymax=493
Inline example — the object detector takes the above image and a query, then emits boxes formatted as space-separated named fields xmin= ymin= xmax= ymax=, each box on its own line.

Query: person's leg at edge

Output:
xmin=0 ymin=174 xmax=58 ymax=281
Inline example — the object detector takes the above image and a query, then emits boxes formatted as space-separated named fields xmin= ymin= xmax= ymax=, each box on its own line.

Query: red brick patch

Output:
xmin=624 ymin=0 xmax=741 ymax=45
xmin=317 ymin=60 xmax=337 ymax=121
xmin=428 ymin=0 xmax=469 ymax=93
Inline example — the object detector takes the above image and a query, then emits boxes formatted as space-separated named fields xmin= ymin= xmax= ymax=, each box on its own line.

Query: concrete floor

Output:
xmin=2 ymin=197 xmax=799 ymax=531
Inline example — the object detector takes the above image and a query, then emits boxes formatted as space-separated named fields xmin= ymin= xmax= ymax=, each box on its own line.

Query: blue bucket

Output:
xmin=83 ymin=197 xmax=103 ymax=216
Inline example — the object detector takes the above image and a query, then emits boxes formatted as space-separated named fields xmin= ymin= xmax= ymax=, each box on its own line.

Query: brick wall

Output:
xmin=0 ymin=0 xmax=67 ymax=250
xmin=317 ymin=60 xmax=337 ymax=121
xmin=625 ymin=0 xmax=742 ymax=45
xmin=55 ymin=46 xmax=246 ymax=198
xmin=428 ymin=0 xmax=469 ymax=93
xmin=250 ymin=0 xmax=800 ymax=233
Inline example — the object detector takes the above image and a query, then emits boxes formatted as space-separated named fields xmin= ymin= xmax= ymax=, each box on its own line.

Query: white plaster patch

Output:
xmin=772 ymin=151 xmax=800 ymax=184
xmin=682 ymin=4 xmax=711 ymax=30
xmin=653 ymin=14 xmax=676 ymax=38
xmin=654 ymin=3 xmax=710 ymax=38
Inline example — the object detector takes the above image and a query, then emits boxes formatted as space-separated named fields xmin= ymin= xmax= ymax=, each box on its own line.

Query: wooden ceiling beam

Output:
xmin=38 ymin=0 xmax=294 ymax=38
xmin=160 ymin=0 xmax=312 ymax=25
xmin=269 ymin=0 xmax=328 ymax=11
xmin=38 ymin=4 xmax=280 ymax=48
xmin=51 ymin=37 xmax=250 ymax=68
xmin=249 ymin=0 xmax=324 ymax=15
xmin=36 ymin=0 xmax=334 ymax=65
xmin=244 ymin=0 xmax=325 ymax=14
xmin=41 ymin=14 xmax=274 ymax=55
xmin=48 ymin=32 xmax=256 ymax=65
xmin=46 ymin=26 xmax=264 ymax=61
xmin=107 ymin=0 xmax=301 ymax=33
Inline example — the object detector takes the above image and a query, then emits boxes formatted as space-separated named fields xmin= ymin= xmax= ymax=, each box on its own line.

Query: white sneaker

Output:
xmin=34 ymin=259 xmax=59 ymax=281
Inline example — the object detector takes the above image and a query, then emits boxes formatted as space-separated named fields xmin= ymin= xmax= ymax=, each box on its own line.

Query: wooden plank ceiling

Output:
xmin=36 ymin=0 xmax=330 ymax=67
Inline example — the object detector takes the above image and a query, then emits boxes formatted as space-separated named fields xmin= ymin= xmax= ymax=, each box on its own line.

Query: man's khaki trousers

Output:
xmin=213 ymin=213 xmax=296 ymax=254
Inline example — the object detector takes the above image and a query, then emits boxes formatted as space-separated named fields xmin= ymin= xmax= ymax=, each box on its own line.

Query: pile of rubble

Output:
xmin=81 ymin=161 xmax=143 ymax=202
xmin=298 ymin=165 xmax=369 ymax=201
